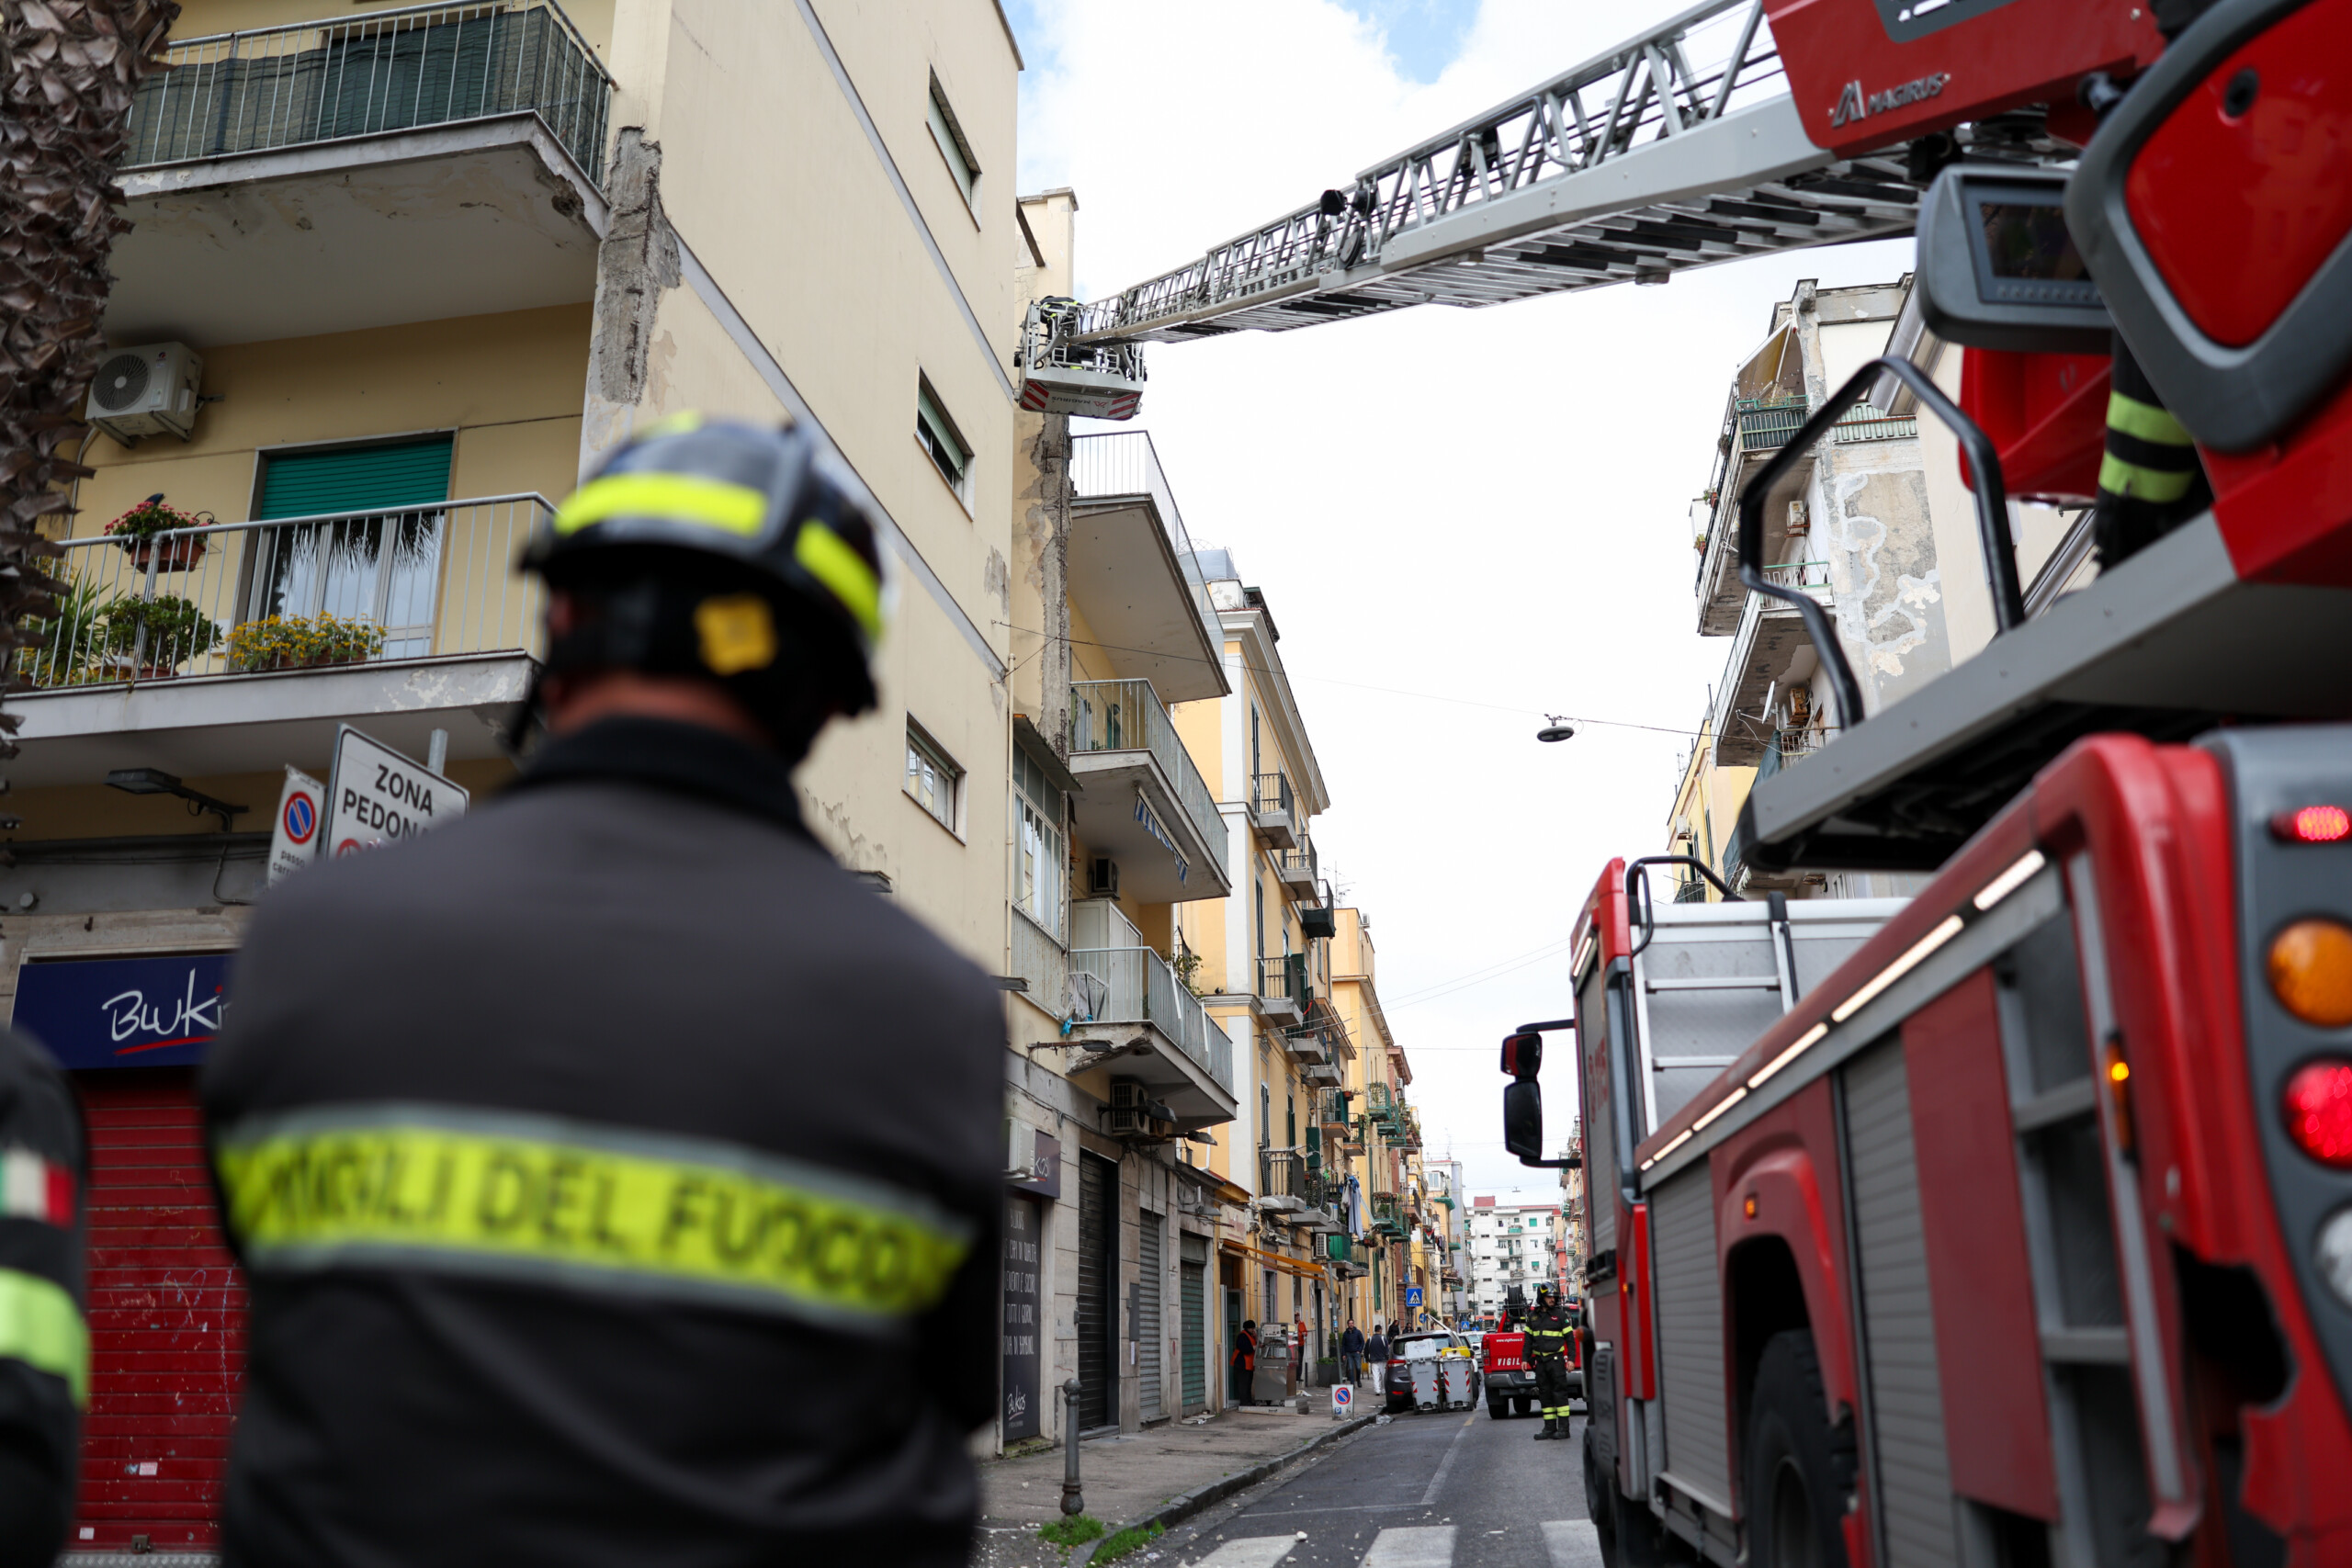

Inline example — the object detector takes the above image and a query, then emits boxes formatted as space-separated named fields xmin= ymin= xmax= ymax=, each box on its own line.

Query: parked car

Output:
xmin=1381 ymin=1330 xmax=1480 ymax=1414
xmin=1480 ymin=1327 xmax=1535 ymax=1417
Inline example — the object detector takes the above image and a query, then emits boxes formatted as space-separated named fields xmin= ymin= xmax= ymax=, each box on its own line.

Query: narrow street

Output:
xmin=1148 ymin=1410 xmax=1602 ymax=1568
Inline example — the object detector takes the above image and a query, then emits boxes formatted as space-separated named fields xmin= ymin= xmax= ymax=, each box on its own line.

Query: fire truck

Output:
xmin=1027 ymin=0 xmax=2352 ymax=1558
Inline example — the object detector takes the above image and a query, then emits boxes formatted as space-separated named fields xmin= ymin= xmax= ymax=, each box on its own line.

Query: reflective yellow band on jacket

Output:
xmin=2098 ymin=451 xmax=2197 ymax=503
xmin=556 ymin=473 xmax=770 ymax=537
xmin=794 ymin=521 xmax=883 ymax=640
xmin=214 ymin=1106 xmax=972 ymax=1334
xmin=2106 ymin=391 xmax=2193 ymax=447
xmin=0 ymin=1269 xmax=86 ymax=1405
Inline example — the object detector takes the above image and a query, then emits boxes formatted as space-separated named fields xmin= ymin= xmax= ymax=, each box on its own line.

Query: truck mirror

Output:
xmin=1503 ymin=1078 xmax=1544 ymax=1160
xmin=1500 ymin=1032 xmax=1542 ymax=1079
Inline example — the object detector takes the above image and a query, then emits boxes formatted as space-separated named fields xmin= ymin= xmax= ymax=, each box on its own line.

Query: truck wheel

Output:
xmin=1746 ymin=1331 xmax=1854 ymax=1568
xmin=1585 ymin=1430 xmax=1669 ymax=1568
xmin=1583 ymin=1433 xmax=1620 ymax=1568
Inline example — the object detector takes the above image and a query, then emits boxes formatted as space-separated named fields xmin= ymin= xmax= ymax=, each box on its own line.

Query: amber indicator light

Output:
xmin=2269 ymin=919 xmax=2352 ymax=1029
xmin=2283 ymin=1060 xmax=2352 ymax=1169
xmin=2272 ymin=804 xmax=2352 ymax=843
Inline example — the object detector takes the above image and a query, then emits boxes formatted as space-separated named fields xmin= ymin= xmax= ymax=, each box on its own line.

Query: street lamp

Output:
xmin=1534 ymin=715 xmax=1576 ymax=744
xmin=105 ymin=768 xmax=248 ymax=831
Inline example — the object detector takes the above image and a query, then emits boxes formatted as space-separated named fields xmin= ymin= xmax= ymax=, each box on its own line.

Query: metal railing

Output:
xmin=127 ymin=0 xmax=613 ymax=184
xmin=1067 ymin=945 xmax=1235 ymax=1094
xmin=1832 ymin=407 xmax=1920 ymax=444
xmin=1069 ymin=678 xmax=1227 ymax=867
xmin=23 ymin=495 xmax=549 ymax=689
xmin=1251 ymin=771 xmax=1293 ymax=820
xmin=1260 ymin=1147 xmax=1307 ymax=1205
xmin=1010 ymin=909 xmax=1069 ymax=1021
xmin=1068 ymin=431 xmax=1223 ymax=651
xmin=1274 ymin=840 xmax=1317 ymax=886
xmin=1758 ymin=558 xmax=1831 ymax=592
xmin=1258 ymin=953 xmax=1309 ymax=1012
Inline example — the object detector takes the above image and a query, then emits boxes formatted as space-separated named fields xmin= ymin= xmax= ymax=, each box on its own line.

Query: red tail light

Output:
xmin=2284 ymin=1059 xmax=2352 ymax=1169
xmin=2273 ymin=805 xmax=2352 ymax=843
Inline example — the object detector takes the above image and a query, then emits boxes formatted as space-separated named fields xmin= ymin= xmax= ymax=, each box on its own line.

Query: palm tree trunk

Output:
xmin=0 ymin=0 xmax=177 ymax=750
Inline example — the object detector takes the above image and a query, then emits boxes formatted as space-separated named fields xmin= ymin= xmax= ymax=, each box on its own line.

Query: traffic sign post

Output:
xmin=1330 ymin=1382 xmax=1352 ymax=1420
xmin=323 ymin=725 xmax=468 ymax=858
xmin=267 ymin=766 xmax=325 ymax=885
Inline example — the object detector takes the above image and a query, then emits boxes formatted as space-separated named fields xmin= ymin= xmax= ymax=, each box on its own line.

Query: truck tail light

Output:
xmin=2283 ymin=1059 xmax=2352 ymax=1169
xmin=2271 ymin=805 xmax=2352 ymax=843
xmin=2269 ymin=919 xmax=2352 ymax=1028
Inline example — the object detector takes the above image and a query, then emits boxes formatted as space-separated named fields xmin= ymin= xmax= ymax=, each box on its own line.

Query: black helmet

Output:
xmin=1534 ymin=1282 xmax=1556 ymax=1308
xmin=527 ymin=416 xmax=887 ymax=717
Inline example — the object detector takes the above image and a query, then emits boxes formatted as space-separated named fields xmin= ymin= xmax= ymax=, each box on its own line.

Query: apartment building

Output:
xmin=1467 ymin=1197 xmax=1562 ymax=1322
xmin=1673 ymin=273 xmax=2096 ymax=901
xmin=11 ymin=1 xmax=1024 ymax=1551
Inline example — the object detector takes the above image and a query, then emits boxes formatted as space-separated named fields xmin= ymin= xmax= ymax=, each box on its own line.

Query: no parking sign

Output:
xmin=1330 ymin=1382 xmax=1352 ymax=1418
xmin=267 ymin=766 xmax=324 ymax=886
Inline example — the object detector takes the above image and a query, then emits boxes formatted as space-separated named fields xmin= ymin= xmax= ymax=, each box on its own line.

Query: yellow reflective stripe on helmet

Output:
xmin=2106 ymin=390 xmax=2193 ymax=448
xmin=214 ymin=1108 xmax=970 ymax=1333
xmin=2098 ymin=451 xmax=2197 ymax=503
xmin=0 ymin=1268 xmax=86 ymax=1405
xmin=556 ymin=473 xmax=770 ymax=538
xmin=794 ymin=522 xmax=883 ymax=641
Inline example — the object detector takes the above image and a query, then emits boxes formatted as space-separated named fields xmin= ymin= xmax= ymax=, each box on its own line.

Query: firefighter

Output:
xmin=0 ymin=1028 xmax=85 ymax=1567
xmin=201 ymin=417 xmax=1007 ymax=1568
xmin=1526 ymin=1282 xmax=1575 ymax=1440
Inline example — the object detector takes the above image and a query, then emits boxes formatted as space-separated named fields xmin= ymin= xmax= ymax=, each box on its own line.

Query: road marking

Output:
xmin=1419 ymin=1414 xmax=1476 ymax=1506
xmin=1188 ymin=1538 xmax=1298 ymax=1568
xmin=1363 ymin=1526 xmax=1458 ymax=1566
xmin=1542 ymin=1519 xmax=1606 ymax=1568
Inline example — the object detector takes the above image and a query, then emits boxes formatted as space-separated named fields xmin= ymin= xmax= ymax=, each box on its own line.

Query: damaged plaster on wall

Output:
xmin=580 ymin=130 xmax=681 ymax=478
xmin=1825 ymin=466 xmax=1951 ymax=706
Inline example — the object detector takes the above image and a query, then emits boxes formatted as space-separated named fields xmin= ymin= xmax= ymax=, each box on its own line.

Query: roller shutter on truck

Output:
xmin=1651 ymin=1168 xmax=1731 ymax=1515
xmin=75 ymin=1068 xmax=245 ymax=1554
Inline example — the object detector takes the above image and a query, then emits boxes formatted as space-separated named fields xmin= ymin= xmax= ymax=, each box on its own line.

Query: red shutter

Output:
xmin=74 ymin=1068 xmax=244 ymax=1551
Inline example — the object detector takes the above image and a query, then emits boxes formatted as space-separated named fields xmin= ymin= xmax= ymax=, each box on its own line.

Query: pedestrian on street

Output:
xmin=1366 ymin=1325 xmax=1389 ymax=1397
xmin=1340 ymin=1320 xmax=1364 ymax=1386
xmin=201 ymin=419 xmax=1006 ymax=1568
xmin=1232 ymin=1320 xmax=1259 ymax=1405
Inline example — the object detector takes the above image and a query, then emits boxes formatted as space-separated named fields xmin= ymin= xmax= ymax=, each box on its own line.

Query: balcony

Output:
xmin=1712 ymin=560 xmax=1835 ymax=768
xmin=1371 ymin=1191 xmax=1405 ymax=1237
xmin=1256 ymin=953 xmax=1309 ymax=1025
xmin=1068 ymin=679 xmax=1231 ymax=904
xmin=1065 ymin=433 xmax=1227 ymax=704
xmin=107 ymin=1 xmax=610 ymax=347
xmin=1694 ymin=396 xmax=1815 ymax=637
xmin=1008 ymin=909 xmax=1069 ymax=1020
xmin=1250 ymin=770 xmax=1297 ymax=849
xmin=9 ymin=497 xmax=546 ymax=785
xmin=1297 ymin=877 xmax=1337 ymax=941
xmin=1067 ymin=944 xmax=1237 ymax=1127
xmin=1257 ymin=1148 xmax=1307 ymax=1213
xmin=1272 ymin=839 xmax=1317 ymax=897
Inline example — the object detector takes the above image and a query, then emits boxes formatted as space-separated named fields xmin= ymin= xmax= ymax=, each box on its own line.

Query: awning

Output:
xmin=1219 ymin=1237 xmax=1329 ymax=1282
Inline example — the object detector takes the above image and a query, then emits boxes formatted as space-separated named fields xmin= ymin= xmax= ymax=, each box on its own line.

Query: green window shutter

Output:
xmin=258 ymin=436 xmax=453 ymax=519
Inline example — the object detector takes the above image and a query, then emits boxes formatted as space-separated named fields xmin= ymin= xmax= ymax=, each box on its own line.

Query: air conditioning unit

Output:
xmin=86 ymin=342 xmax=204 ymax=444
xmin=1089 ymin=857 xmax=1119 ymax=898
xmin=1106 ymin=1078 xmax=1172 ymax=1140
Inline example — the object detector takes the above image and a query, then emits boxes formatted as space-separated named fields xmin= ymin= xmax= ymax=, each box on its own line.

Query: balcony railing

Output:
xmin=1067 ymin=431 xmax=1222 ymax=650
xmin=1258 ymin=953 xmax=1309 ymax=1012
xmin=1758 ymin=723 xmax=1839 ymax=783
xmin=1009 ymin=909 xmax=1069 ymax=1021
xmin=1832 ymin=407 xmax=1920 ymax=444
xmin=1069 ymin=678 xmax=1227 ymax=867
xmin=23 ymin=495 xmax=548 ymax=690
xmin=1260 ymin=1147 xmax=1306 ymax=1206
xmin=129 ymin=1 xmax=614 ymax=183
xmin=1068 ymin=945 xmax=1235 ymax=1094
xmin=1273 ymin=840 xmax=1317 ymax=888
xmin=1251 ymin=770 xmax=1294 ymax=819
xmin=1757 ymin=559 xmax=1831 ymax=593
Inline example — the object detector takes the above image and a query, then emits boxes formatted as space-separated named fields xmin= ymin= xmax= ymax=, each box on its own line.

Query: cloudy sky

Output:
xmin=1001 ymin=0 xmax=1914 ymax=1199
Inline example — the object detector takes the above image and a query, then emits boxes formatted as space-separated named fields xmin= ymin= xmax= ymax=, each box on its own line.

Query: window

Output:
xmin=904 ymin=722 xmax=962 ymax=832
xmin=1012 ymin=747 xmax=1067 ymax=939
xmin=925 ymin=74 xmax=980 ymax=210
xmin=915 ymin=378 xmax=972 ymax=499
xmin=252 ymin=436 xmax=453 ymax=659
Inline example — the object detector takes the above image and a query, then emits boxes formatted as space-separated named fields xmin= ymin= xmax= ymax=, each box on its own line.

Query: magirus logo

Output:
xmin=1828 ymin=71 xmax=1952 ymax=128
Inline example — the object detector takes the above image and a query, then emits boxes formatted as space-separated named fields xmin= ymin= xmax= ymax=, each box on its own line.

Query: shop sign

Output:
xmin=1001 ymin=1194 xmax=1044 ymax=1441
xmin=325 ymin=726 xmax=467 ymax=857
xmin=15 ymin=952 xmax=232 ymax=1069
xmin=268 ymin=766 xmax=325 ymax=885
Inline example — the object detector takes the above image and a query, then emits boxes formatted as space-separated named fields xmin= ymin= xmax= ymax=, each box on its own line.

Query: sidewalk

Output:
xmin=972 ymin=1403 xmax=1354 ymax=1562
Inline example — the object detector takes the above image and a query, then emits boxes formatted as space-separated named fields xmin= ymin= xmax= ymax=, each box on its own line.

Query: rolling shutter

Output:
xmin=75 ymin=1068 xmax=245 ymax=1553
xmin=1653 ymin=1166 xmax=1731 ymax=1513
xmin=257 ymin=436 xmax=452 ymax=519
xmin=1076 ymin=1154 xmax=1115 ymax=1430
xmin=1137 ymin=1215 xmax=1164 ymax=1422
xmin=1182 ymin=1258 xmax=1206 ymax=1413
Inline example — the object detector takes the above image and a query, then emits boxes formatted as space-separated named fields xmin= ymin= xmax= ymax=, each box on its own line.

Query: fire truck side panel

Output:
xmin=1842 ymin=1034 xmax=1962 ymax=1568
xmin=1653 ymin=1167 xmax=1734 ymax=1521
xmin=1904 ymin=968 xmax=2061 ymax=1520
xmin=1578 ymin=958 xmax=1618 ymax=1255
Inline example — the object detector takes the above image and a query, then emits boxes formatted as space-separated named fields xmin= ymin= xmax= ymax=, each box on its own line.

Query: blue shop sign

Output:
xmin=14 ymin=953 xmax=232 ymax=1070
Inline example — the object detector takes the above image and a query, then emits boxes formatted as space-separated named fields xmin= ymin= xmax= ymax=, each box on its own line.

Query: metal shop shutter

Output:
xmin=1136 ymin=1215 xmax=1164 ymax=1423
xmin=257 ymin=435 xmax=453 ymax=518
xmin=1181 ymin=1259 xmax=1206 ymax=1413
xmin=1076 ymin=1154 xmax=1116 ymax=1431
xmin=75 ymin=1068 xmax=246 ymax=1553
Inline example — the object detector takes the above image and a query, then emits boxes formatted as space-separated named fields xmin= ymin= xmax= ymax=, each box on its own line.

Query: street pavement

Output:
xmin=1143 ymin=1407 xmax=1601 ymax=1568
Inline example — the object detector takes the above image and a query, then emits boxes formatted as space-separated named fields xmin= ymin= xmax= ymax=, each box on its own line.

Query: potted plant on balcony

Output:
xmin=17 ymin=575 xmax=111 ymax=686
xmin=225 ymin=614 xmax=388 ymax=673
xmin=104 ymin=496 xmax=213 ymax=571
xmin=97 ymin=593 xmax=220 ymax=678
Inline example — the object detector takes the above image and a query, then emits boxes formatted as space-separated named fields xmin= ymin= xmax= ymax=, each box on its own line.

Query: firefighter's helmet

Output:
xmin=1534 ymin=1283 xmax=1557 ymax=1309
xmin=528 ymin=416 xmax=888 ymax=717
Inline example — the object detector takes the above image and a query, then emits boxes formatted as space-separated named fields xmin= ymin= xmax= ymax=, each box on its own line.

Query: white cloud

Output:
xmin=1016 ymin=1 xmax=1914 ymax=1193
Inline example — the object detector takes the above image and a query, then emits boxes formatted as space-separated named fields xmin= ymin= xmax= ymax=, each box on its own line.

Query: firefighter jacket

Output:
xmin=0 ymin=1029 xmax=84 ymax=1568
xmin=1524 ymin=1304 xmax=1571 ymax=1362
xmin=202 ymin=718 xmax=1007 ymax=1568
